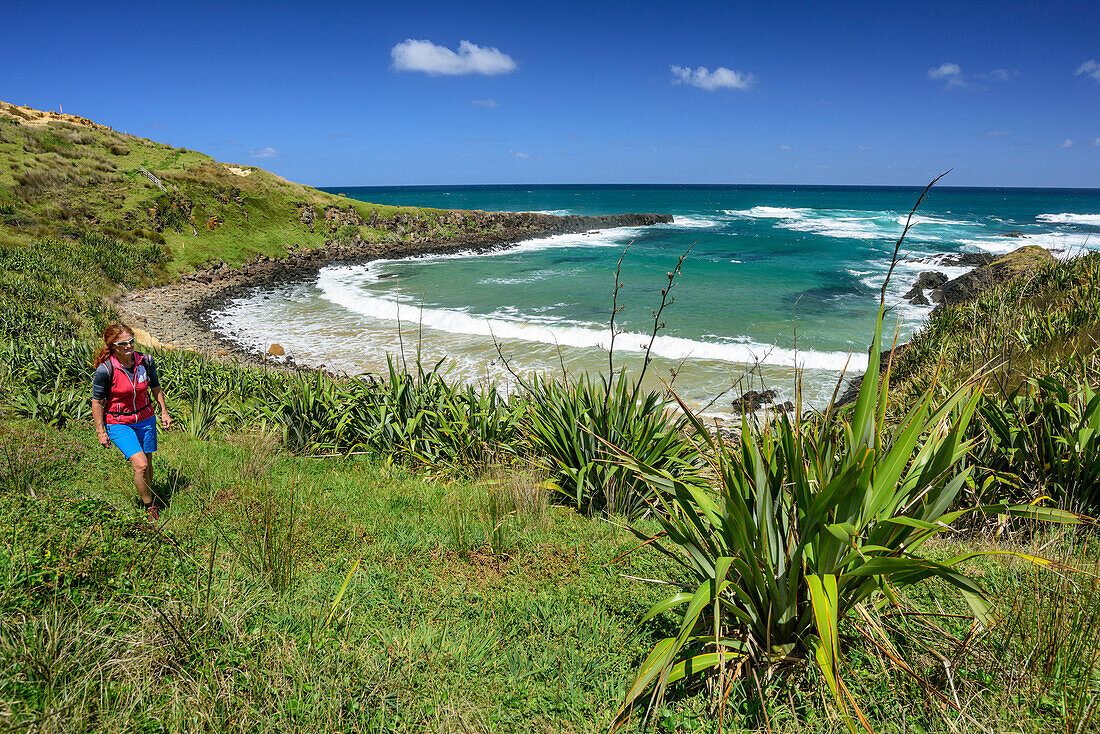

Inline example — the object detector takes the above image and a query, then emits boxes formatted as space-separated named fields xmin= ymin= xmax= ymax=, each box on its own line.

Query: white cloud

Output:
xmin=928 ymin=62 xmax=966 ymax=87
xmin=985 ymin=68 xmax=1017 ymax=82
xmin=985 ymin=130 xmax=1012 ymax=136
xmin=1093 ymin=138 xmax=1100 ymax=146
xmin=670 ymin=65 xmax=755 ymax=91
xmin=778 ymin=144 xmax=791 ymax=151
xmin=249 ymin=147 xmax=279 ymax=158
xmin=471 ymin=98 xmax=500 ymax=108
xmin=391 ymin=39 xmax=516 ymax=76
xmin=509 ymin=150 xmax=531 ymax=159
xmin=1077 ymin=60 xmax=1100 ymax=82
xmin=928 ymin=62 xmax=962 ymax=79
xmin=1060 ymin=139 xmax=1075 ymax=148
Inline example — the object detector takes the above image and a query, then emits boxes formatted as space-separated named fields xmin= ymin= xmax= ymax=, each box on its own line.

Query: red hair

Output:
xmin=93 ymin=323 xmax=135 ymax=367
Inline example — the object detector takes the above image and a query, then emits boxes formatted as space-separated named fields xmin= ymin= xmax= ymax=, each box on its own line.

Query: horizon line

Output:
xmin=314 ymin=182 xmax=1100 ymax=192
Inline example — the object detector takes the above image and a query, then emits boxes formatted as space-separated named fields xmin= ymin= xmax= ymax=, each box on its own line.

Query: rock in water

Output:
xmin=732 ymin=389 xmax=780 ymax=412
xmin=904 ymin=271 xmax=949 ymax=305
xmin=936 ymin=253 xmax=996 ymax=268
xmin=905 ymin=288 xmax=931 ymax=306
xmin=267 ymin=344 xmax=285 ymax=356
xmin=915 ymin=271 xmax=949 ymax=290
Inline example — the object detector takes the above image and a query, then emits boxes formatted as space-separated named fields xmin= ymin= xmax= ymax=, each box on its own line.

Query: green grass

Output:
xmin=0 ymin=421 xmax=682 ymax=732
xmin=2 ymin=420 xmax=1098 ymax=732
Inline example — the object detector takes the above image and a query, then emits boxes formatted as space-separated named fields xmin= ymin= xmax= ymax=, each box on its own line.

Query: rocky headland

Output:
xmin=901 ymin=245 xmax=1054 ymax=309
xmin=833 ymin=244 xmax=1057 ymax=406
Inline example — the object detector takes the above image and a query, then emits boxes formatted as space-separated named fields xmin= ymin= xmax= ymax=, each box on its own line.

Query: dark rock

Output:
xmin=324 ymin=205 xmax=365 ymax=231
xmin=835 ymin=344 xmax=909 ymax=408
xmin=903 ymin=271 xmax=947 ymax=304
xmin=934 ymin=245 xmax=1055 ymax=310
xmin=905 ymin=288 xmax=931 ymax=306
xmin=904 ymin=271 xmax=948 ymax=304
xmin=915 ymin=271 xmax=948 ymax=290
xmin=297 ymin=204 xmax=316 ymax=232
xmin=935 ymin=252 xmax=996 ymax=268
xmin=732 ymin=389 xmax=780 ymax=412
xmin=1002 ymin=231 xmax=1024 ymax=238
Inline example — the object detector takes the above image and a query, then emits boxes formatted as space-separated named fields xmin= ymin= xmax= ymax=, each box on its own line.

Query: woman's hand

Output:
xmin=97 ymin=430 xmax=111 ymax=448
xmin=161 ymin=412 xmax=173 ymax=430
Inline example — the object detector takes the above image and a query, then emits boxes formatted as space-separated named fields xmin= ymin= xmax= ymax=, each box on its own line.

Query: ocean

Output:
xmin=210 ymin=185 xmax=1100 ymax=417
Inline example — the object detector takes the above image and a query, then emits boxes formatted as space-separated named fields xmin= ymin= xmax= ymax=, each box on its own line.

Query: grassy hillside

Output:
xmin=0 ymin=100 xmax=458 ymax=337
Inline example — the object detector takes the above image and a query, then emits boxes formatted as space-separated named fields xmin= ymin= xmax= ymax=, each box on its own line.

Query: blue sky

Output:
xmin=3 ymin=0 xmax=1098 ymax=187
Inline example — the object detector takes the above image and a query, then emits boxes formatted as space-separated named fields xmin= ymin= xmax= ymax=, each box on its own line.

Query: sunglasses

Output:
xmin=111 ymin=338 xmax=136 ymax=348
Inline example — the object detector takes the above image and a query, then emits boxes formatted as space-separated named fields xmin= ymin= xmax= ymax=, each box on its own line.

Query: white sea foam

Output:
xmin=898 ymin=214 xmax=970 ymax=226
xmin=956 ymin=231 xmax=1095 ymax=255
xmin=478 ymin=275 xmax=543 ymax=285
xmin=532 ymin=209 xmax=574 ymax=216
xmin=669 ymin=215 xmax=721 ymax=228
xmin=352 ymin=226 xmax=648 ymax=282
xmin=1036 ymin=213 xmax=1100 ymax=226
xmin=781 ymin=216 xmax=882 ymax=240
xmin=315 ymin=271 xmax=867 ymax=372
xmin=724 ymin=206 xmax=964 ymax=241
xmin=724 ymin=206 xmax=809 ymax=219
xmin=478 ymin=266 xmax=582 ymax=286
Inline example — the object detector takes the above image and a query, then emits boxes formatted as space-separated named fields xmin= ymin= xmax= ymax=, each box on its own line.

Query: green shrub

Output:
xmin=342 ymin=358 xmax=523 ymax=469
xmin=524 ymin=372 xmax=700 ymax=518
xmin=4 ymin=379 xmax=90 ymax=428
xmin=971 ymin=375 xmax=1100 ymax=510
xmin=612 ymin=305 xmax=1078 ymax=730
xmin=258 ymin=369 xmax=350 ymax=452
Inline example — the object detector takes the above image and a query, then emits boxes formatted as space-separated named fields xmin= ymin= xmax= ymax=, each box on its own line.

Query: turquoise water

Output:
xmin=213 ymin=185 xmax=1100 ymax=415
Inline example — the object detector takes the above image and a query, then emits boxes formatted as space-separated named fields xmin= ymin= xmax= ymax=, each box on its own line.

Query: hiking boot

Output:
xmin=144 ymin=502 xmax=160 ymax=522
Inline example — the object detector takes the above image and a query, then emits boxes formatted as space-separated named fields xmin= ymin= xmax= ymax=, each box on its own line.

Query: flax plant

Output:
xmin=972 ymin=376 xmax=1100 ymax=510
xmin=612 ymin=304 xmax=1077 ymax=731
xmin=524 ymin=372 xmax=700 ymax=517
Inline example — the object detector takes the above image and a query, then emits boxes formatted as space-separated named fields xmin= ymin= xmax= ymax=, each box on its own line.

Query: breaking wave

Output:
xmin=316 ymin=269 xmax=867 ymax=372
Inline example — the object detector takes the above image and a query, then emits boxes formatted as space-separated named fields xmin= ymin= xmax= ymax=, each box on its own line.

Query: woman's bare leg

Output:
xmin=130 ymin=452 xmax=152 ymax=506
xmin=145 ymin=453 xmax=154 ymax=502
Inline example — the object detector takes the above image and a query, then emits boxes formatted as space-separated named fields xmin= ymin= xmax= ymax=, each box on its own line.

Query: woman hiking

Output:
xmin=91 ymin=324 xmax=172 ymax=521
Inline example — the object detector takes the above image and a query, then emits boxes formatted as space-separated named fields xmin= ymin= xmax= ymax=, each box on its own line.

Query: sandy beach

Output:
xmin=117 ymin=211 xmax=672 ymax=364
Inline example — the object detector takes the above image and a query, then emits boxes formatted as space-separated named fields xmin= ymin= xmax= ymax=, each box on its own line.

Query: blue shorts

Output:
xmin=106 ymin=416 xmax=158 ymax=460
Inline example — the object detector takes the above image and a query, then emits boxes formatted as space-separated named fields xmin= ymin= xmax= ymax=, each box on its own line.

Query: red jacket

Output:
xmin=104 ymin=352 xmax=156 ymax=425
